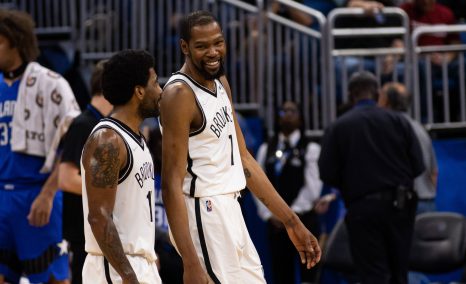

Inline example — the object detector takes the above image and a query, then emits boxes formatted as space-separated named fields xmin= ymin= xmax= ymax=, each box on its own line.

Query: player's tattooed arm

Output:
xmin=98 ymin=216 xmax=137 ymax=279
xmin=83 ymin=129 xmax=138 ymax=283
xmin=90 ymin=143 xmax=120 ymax=188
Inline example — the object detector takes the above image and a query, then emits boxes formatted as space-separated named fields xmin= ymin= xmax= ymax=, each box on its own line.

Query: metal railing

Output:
xmin=7 ymin=1 xmax=466 ymax=134
xmin=266 ymin=0 xmax=327 ymax=137
xmin=0 ymin=0 xmax=76 ymax=41
xmin=78 ymin=0 xmax=264 ymax=112
xmin=148 ymin=0 xmax=265 ymax=112
xmin=327 ymin=7 xmax=410 ymax=121
xmin=79 ymin=0 xmax=145 ymax=61
xmin=214 ymin=0 xmax=265 ymax=112
xmin=149 ymin=0 xmax=211 ymax=80
xmin=412 ymin=24 xmax=466 ymax=128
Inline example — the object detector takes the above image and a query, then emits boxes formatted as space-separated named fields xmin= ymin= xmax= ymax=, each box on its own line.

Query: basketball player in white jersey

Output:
xmin=160 ymin=11 xmax=321 ymax=284
xmin=81 ymin=50 xmax=163 ymax=284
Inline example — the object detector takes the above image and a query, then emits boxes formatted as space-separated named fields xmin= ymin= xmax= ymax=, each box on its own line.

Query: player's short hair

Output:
xmin=180 ymin=10 xmax=219 ymax=42
xmin=0 ymin=9 xmax=39 ymax=62
xmin=90 ymin=60 xmax=107 ymax=97
xmin=101 ymin=49 xmax=154 ymax=106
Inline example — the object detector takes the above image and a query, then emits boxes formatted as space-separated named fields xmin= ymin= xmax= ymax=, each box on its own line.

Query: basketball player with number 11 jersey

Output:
xmin=81 ymin=50 xmax=162 ymax=284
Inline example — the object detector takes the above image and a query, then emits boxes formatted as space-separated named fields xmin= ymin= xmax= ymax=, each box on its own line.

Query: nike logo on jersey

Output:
xmin=134 ymin=161 xmax=154 ymax=188
xmin=209 ymin=106 xmax=233 ymax=138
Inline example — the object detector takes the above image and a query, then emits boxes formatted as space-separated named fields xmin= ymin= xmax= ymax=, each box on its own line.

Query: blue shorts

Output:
xmin=0 ymin=187 xmax=69 ymax=283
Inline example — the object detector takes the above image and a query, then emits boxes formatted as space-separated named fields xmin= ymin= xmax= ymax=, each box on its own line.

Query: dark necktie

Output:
xmin=275 ymin=139 xmax=292 ymax=176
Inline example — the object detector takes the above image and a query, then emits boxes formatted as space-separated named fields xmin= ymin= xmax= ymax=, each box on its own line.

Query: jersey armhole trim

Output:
xmin=165 ymin=78 xmax=206 ymax=137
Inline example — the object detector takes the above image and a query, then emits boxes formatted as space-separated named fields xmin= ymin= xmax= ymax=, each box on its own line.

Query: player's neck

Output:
xmin=110 ymin=108 xmax=142 ymax=135
xmin=2 ymin=59 xmax=26 ymax=86
xmin=181 ymin=64 xmax=216 ymax=92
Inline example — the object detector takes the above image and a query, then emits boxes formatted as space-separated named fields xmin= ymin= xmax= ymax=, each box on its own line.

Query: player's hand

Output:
xmin=285 ymin=217 xmax=321 ymax=269
xmin=183 ymin=263 xmax=212 ymax=284
xmin=27 ymin=191 xmax=54 ymax=227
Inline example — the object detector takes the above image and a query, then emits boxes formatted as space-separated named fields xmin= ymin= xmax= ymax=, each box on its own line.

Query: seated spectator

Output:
xmin=401 ymin=0 xmax=459 ymax=51
xmin=271 ymin=0 xmax=314 ymax=27
xmin=332 ymin=0 xmax=404 ymax=106
xmin=400 ymin=0 xmax=462 ymax=121
xmin=438 ymin=0 xmax=466 ymax=23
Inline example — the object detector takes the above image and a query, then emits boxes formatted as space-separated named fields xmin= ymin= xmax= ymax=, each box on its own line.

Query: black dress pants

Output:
xmin=345 ymin=197 xmax=417 ymax=284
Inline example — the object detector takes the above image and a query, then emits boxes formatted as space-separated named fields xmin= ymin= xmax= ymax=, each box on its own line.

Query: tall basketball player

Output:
xmin=160 ymin=11 xmax=321 ymax=284
xmin=81 ymin=50 xmax=162 ymax=284
xmin=0 ymin=10 xmax=78 ymax=284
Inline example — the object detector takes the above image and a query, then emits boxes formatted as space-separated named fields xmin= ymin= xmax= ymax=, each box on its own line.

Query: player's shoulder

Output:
xmin=163 ymin=79 xmax=193 ymax=98
xmin=161 ymin=80 xmax=197 ymax=111
xmin=87 ymin=124 xmax=125 ymax=149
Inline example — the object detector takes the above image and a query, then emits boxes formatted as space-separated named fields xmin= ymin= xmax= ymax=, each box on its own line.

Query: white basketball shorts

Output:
xmin=82 ymin=254 xmax=161 ymax=284
xmin=170 ymin=192 xmax=266 ymax=284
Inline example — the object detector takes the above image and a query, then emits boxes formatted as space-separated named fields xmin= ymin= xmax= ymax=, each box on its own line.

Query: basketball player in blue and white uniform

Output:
xmin=160 ymin=11 xmax=321 ymax=284
xmin=81 ymin=50 xmax=162 ymax=284
xmin=0 ymin=10 xmax=79 ymax=284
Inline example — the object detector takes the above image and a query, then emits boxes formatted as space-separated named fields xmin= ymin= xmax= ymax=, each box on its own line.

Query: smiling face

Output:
xmin=181 ymin=21 xmax=226 ymax=80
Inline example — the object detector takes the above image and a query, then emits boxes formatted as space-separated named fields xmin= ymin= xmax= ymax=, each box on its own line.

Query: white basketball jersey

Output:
xmin=162 ymin=72 xmax=246 ymax=197
xmin=81 ymin=117 xmax=156 ymax=261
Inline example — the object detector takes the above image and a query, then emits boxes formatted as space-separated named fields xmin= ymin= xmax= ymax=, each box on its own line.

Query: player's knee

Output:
xmin=0 ymin=274 xmax=4 ymax=284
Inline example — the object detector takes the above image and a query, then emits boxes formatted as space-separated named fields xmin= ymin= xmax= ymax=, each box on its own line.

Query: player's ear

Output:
xmin=180 ymin=39 xmax=189 ymax=56
xmin=134 ymin=85 xmax=144 ymax=100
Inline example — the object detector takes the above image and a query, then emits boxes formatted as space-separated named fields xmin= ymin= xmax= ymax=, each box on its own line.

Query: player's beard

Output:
xmin=139 ymin=98 xmax=159 ymax=118
xmin=192 ymin=58 xmax=225 ymax=81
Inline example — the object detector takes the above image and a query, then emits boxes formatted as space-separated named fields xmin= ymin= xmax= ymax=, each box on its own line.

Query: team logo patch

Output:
xmin=36 ymin=95 xmax=43 ymax=107
xmin=26 ymin=76 xmax=36 ymax=87
xmin=54 ymin=115 xmax=60 ymax=128
xmin=206 ymin=200 xmax=212 ymax=212
xmin=51 ymin=89 xmax=62 ymax=105
xmin=24 ymin=108 xmax=30 ymax=120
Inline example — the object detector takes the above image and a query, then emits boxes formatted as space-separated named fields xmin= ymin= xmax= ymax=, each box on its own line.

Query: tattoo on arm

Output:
xmin=97 ymin=219 xmax=136 ymax=279
xmin=91 ymin=143 xmax=120 ymax=188
xmin=244 ymin=168 xmax=251 ymax=178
